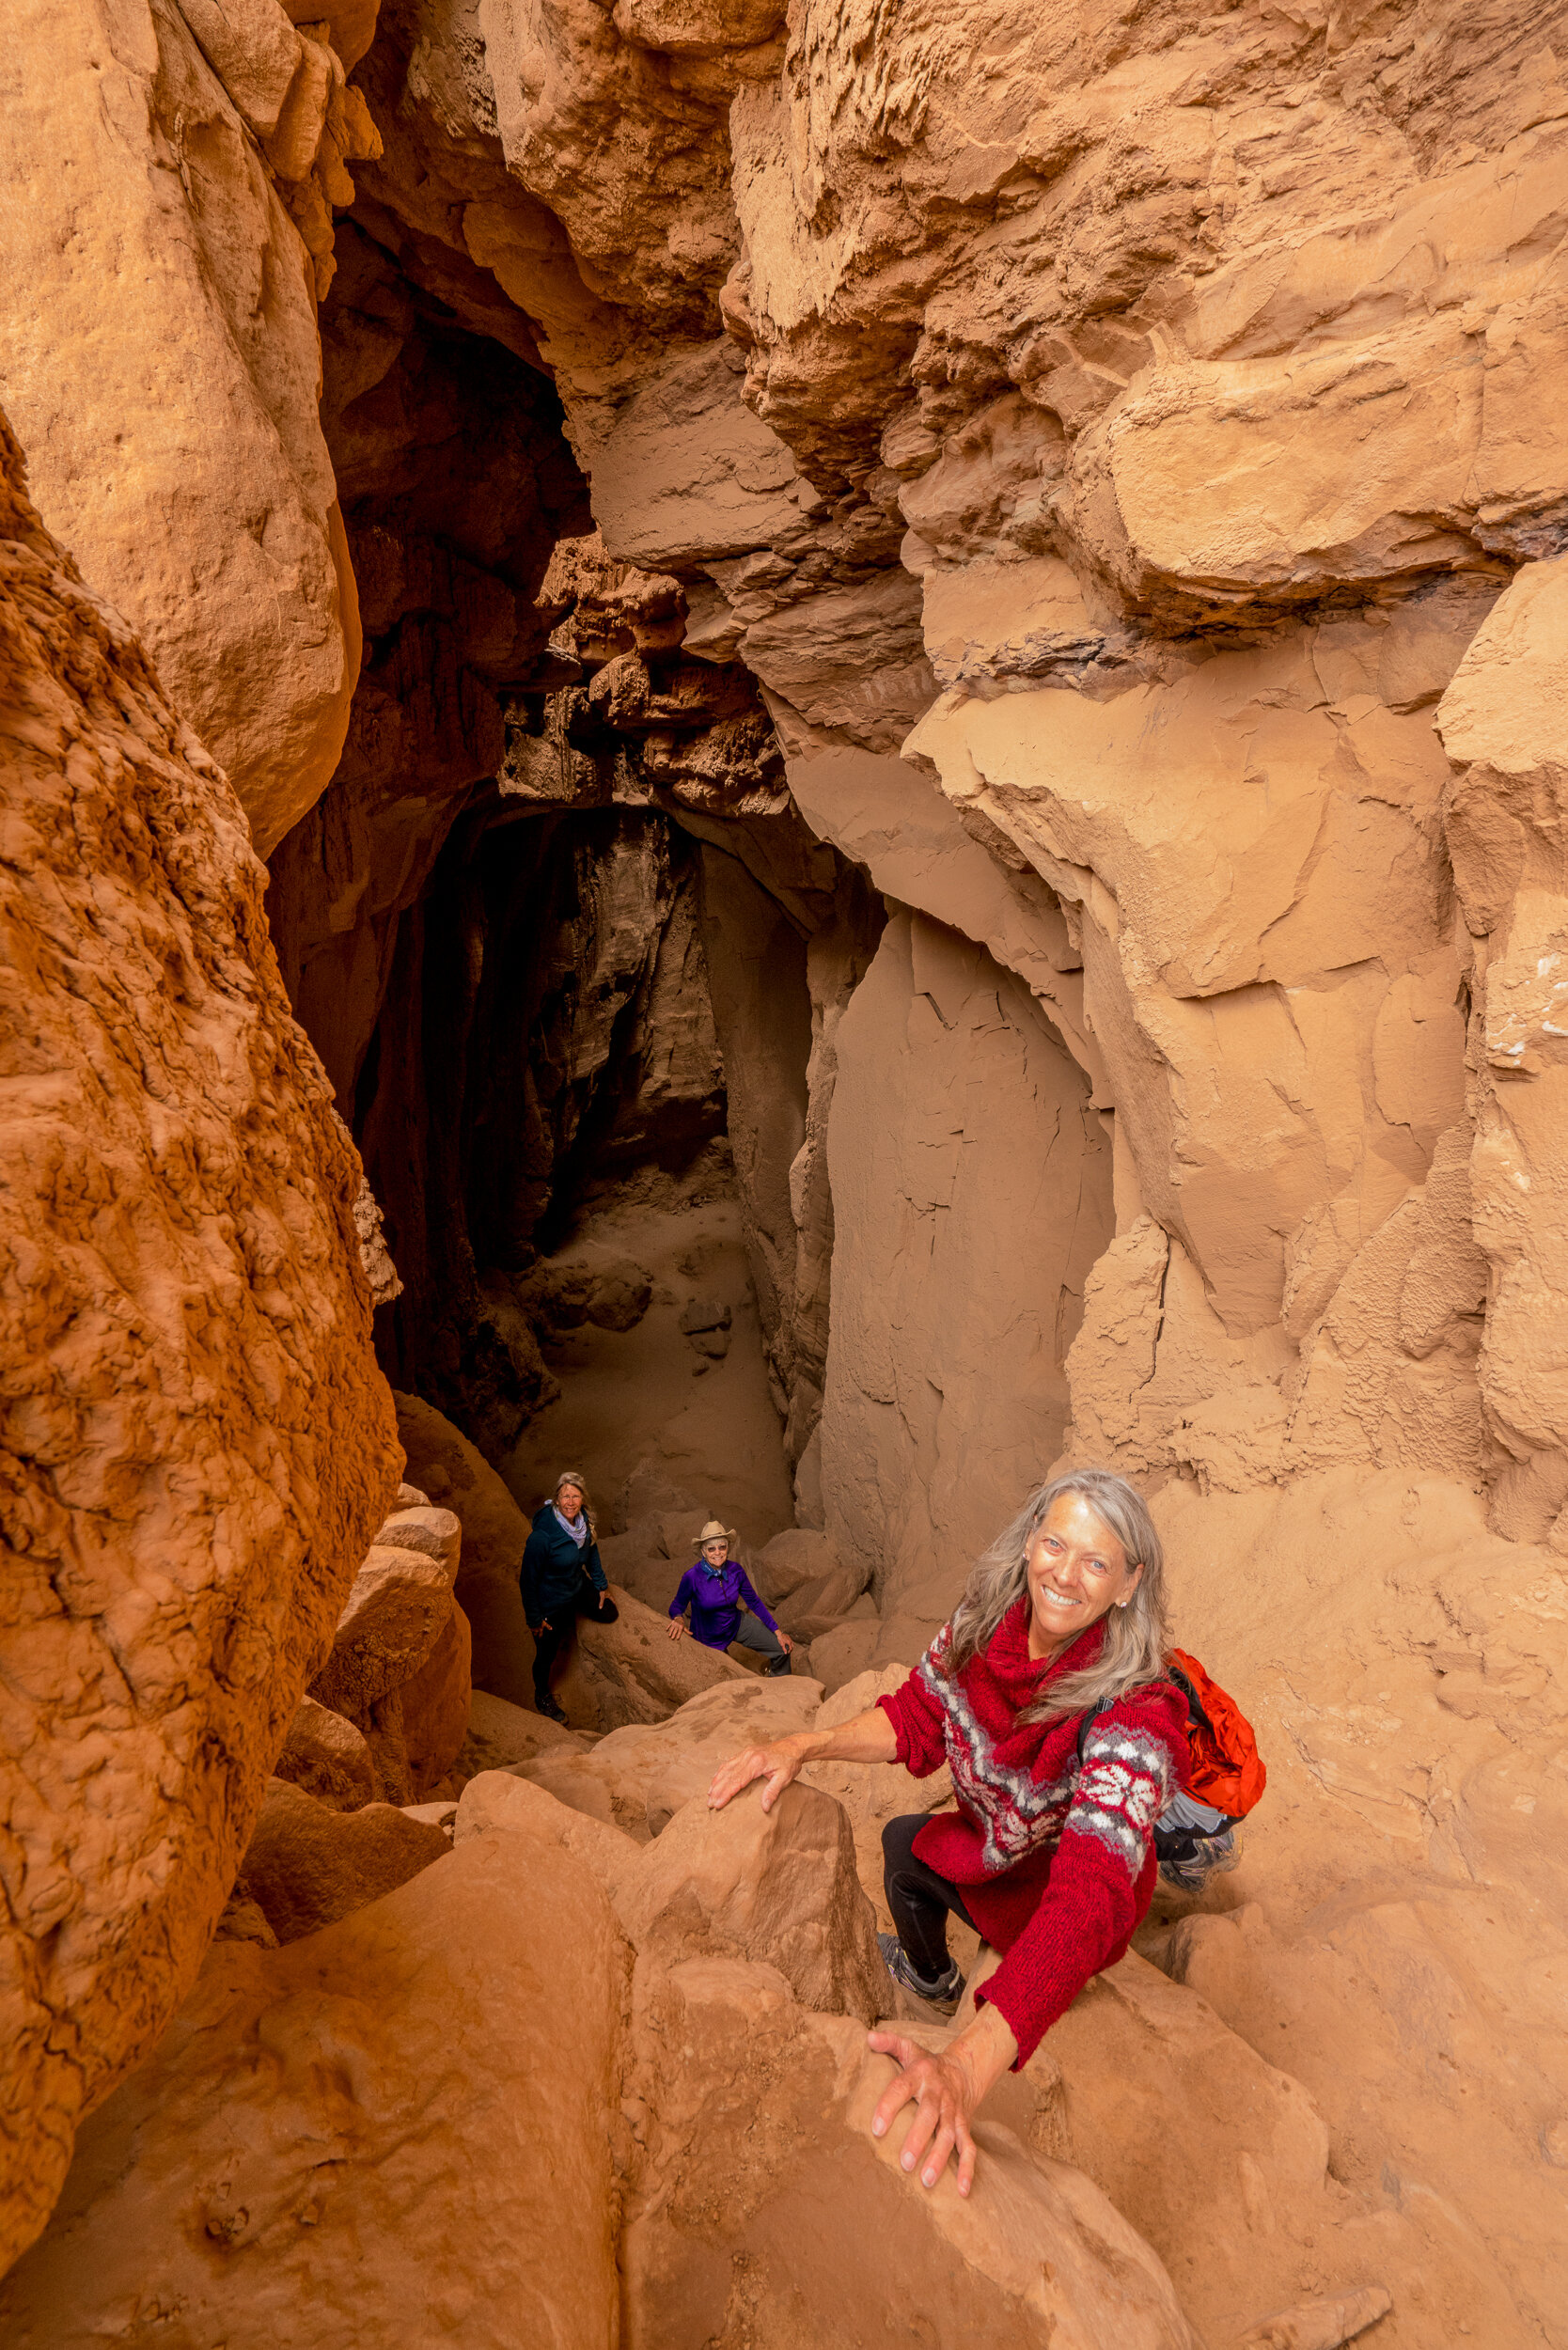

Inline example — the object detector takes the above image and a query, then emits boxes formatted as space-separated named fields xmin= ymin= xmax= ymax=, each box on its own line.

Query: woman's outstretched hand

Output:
xmin=867 ymin=2033 xmax=980 ymax=2196
xmin=666 ymin=1619 xmax=687 ymax=1641
xmin=866 ymin=2003 xmax=1017 ymax=2197
xmin=707 ymin=1736 xmax=805 ymax=1812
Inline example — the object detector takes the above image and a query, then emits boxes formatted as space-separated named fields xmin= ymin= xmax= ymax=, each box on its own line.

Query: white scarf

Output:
xmin=553 ymin=1504 xmax=588 ymax=1547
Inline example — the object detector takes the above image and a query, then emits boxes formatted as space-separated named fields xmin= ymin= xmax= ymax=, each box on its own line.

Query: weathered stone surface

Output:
xmin=394 ymin=1393 xmax=538 ymax=1707
xmin=0 ymin=1835 xmax=629 ymax=2345
xmin=557 ymin=1586 xmax=751 ymax=1732
xmin=620 ymin=1958 xmax=1199 ymax=2350
xmin=0 ymin=415 xmax=399 ymax=2274
xmin=617 ymin=1781 xmax=886 ymax=2024
xmin=1436 ymin=556 xmax=1568 ymax=1540
xmin=400 ymin=1595 xmax=473 ymax=1799
xmin=274 ymin=1696 xmax=378 ymax=1811
xmin=373 ymin=1503 xmax=462 ymax=1580
xmin=823 ymin=907 xmax=1113 ymax=1619
xmin=233 ymin=1777 xmax=448 ymax=1942
xmin=515 ymin=1674 xmax=822 ymax=1840
xmin=0 ymin=0 xmax=365 ymax=853
xmin=456 ymin=1686 xmax=588 ymax=1778
xmin=309 ymin=1547 xmax=452 ymax=1716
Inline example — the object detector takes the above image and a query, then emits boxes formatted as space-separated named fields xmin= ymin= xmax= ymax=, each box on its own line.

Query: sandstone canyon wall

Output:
xmin=0 ymin=417 xmax=400 ymax=2271
xmin=4 ymin=0 xmax=1568 ymax=2339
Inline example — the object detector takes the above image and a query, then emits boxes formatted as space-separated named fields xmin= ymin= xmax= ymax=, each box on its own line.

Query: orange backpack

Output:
xmin=1165 ymin=1647 xmax=1266 ymax=1820
xmin=1076 ymin=1647 xmax=1266 ymax=1825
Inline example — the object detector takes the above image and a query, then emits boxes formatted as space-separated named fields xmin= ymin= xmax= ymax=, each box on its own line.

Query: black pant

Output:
xmin=882 ymin=1812 xmax=978 ymax=1982
xmin=530 ymin=1584 xmax=619 ymax=1702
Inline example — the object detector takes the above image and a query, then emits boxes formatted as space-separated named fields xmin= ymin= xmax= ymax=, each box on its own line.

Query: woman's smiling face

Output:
xmin=1025 ymin=1491 xmax=1142 ymax=1658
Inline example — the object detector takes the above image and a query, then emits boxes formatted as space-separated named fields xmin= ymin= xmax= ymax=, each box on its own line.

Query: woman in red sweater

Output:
xmin=706 ymin=1467 xmax=1187 ymax=2199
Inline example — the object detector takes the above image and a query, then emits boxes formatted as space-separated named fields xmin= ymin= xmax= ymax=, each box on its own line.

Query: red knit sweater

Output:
xmin=876 ymin=1599 xmax=1188 ymax=2067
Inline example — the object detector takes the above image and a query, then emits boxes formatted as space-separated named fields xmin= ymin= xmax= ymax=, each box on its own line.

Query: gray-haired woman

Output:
xmin=706 ymin=1468 xmax=1190 ymax=2199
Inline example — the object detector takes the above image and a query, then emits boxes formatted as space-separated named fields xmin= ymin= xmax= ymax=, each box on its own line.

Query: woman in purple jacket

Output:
xmin=668 ymin=1521 xmax=795 ymax=1677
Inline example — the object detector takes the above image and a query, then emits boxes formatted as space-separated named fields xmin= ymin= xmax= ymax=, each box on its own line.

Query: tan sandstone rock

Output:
xmin=616 ymin=1780 xmax=886 ymax=2024
xmin=515 ymin=1673 xmax=823 ymax=1840
xmin=274 ymin=1695 xmax=378 ymax=1811
xmin=232 ymin=1776 xmax=449 ymax=1942
xmin=0 ymin=0 xmax=362 ymax=852
xmin=0 ymin=1834 xmax=630 ymax=2345
xmin=0 ymin=414 xmax=399 ymax=2272
xmin=557 ymin=1584 xmax=752 ymax=1731
xmin=620 ymin=1956 xmax=1199 ymax=2350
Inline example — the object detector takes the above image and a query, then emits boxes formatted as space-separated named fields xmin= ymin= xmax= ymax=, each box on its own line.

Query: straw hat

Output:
xmin=691 ymin=1519 xmax=738 ymax=1550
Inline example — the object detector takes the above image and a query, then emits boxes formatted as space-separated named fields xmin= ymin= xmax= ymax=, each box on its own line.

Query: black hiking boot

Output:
xmin=765 ymin=1651 xmax=792 ymax=1676
xmin=535 ymin=1691 xmax=568 ymax=1725
xmin=878 ymin=1932 xmax=964 ymax=2017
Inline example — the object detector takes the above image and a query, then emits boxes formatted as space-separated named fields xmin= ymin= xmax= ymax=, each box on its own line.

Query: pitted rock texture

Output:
xmin=0 ymin=414 xmax=400 ymax=2273
xmin=0 ymin=0 xmax=379 ymax=854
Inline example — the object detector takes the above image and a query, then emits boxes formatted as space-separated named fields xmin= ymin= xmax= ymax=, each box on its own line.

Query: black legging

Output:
xmin=882 ymin=1812 xmax=979 ymax=1982
xmin=530 ymin=1585 xmax=619 ymax=1704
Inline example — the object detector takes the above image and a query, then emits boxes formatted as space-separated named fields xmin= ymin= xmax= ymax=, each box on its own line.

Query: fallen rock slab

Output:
xmin=517 ymin=1675 xmax=821 ymax=1840
xmin=273 ymin=1696 xmax=377 ymax=1811
xmin=0 ymin=1836 xmax=629 ymax=2347
xmin=310 ymin=1547 xmax=452 ymax=1716
xmin=372 ymin=1503 xmax=462 ymax=1583
xmin=455 ymin=1685 xmax=588 ymax=1777
xmin=233 ymin=1778 xmax=449 ymax=1943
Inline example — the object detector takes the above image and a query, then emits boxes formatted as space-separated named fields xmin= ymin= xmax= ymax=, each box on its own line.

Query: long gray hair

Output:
xmin=942 ymin=1468 xmax=1168 ymax=1725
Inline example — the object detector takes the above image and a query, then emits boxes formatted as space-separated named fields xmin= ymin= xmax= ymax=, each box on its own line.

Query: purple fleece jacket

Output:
xmin=668 ymin=1560 xmax=779 ymax=1650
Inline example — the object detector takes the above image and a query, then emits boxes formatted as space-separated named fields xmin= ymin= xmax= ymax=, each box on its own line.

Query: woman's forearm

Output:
xmin=788 ymin=1704 xmax=900 ymax=1769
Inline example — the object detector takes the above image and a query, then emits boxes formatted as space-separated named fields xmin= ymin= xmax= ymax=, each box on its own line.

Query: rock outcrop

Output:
xmin=0 ymin=0 xmax=379 ymax=853
xmin=7 ymin=0 xmax=1568 ymax=2334
xmin=0 ymin=413 xmax=399 ymax=2271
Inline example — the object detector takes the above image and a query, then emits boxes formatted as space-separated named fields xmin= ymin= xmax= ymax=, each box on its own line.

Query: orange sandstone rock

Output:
xmin=0 ymin=412 xmax=399 ymax=2273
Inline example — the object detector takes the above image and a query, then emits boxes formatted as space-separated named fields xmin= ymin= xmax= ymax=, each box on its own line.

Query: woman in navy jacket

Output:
xmin=521 ymin=1469 xmax=618 ymax=1722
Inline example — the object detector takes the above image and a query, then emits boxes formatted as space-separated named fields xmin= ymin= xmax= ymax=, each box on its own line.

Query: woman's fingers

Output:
xmin=919 ymin=2121 xmax=957 ymax=2189
xmin=707 ymin=1745 xmax=767 ymax=1808
xmin=866 ymin=2042 xmax=975 ymax=2192
xmin=897 ymin=2081 xmax=941 ymax=2174
xmin=759 ymin=1762 xmax=792 ymax=1813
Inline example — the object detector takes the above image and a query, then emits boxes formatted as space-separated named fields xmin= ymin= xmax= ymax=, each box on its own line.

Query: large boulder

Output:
xmin=557 ymin=1586 xmax=751 ymax=1731
xmin=400 ymin=1598 xmax=474 ymax=1800
xmin=620 ymin=1957 xmax=1199 ymax=2350
xmin=309 ymin=1547 xmax=452 ymax=1717
xmin=617 ymin=1781 xmax=887 ymax=2024
xmin=394 ymin=1391 xmax=536 ymax=1707
xmin=516 ymin=1675 xmax=823 ymax=1840
xmin=273 ymin=1696 xmax=377 ymax=1811
xmin=0 ymin=1835 xmax=630 ymax=2346
xmin=232 ymin=1778 xmax=449 ymax=1943
xmin=455 ymin=1686 xmax=588 ymax=1778
xmin=0 ymin=414 xmax=399 ymax=2271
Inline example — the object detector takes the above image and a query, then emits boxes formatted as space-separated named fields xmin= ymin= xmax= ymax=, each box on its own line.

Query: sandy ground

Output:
xmin=502 ymin=1183 xmax=795 ymax=1549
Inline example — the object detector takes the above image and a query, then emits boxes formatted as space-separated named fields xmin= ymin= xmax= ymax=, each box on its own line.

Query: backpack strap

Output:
xmin=1074 ymin=1698 xmax=1113 ymax=1772
xmin=1165 ymin=1659 xmax=1215 ymax=1742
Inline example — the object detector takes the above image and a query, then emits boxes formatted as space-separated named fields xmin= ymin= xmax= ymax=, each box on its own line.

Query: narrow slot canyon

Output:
xmin=3 ymin=2 xmax=1568 ymax=2346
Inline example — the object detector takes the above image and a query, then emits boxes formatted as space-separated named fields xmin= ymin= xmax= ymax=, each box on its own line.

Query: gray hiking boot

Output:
xmin=878 ymin=1931 xmax=964 ymax=2016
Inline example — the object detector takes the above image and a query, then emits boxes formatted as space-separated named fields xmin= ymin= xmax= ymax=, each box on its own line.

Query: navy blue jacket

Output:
xmin=521 ymin=1504 xmax=607 ymax=1626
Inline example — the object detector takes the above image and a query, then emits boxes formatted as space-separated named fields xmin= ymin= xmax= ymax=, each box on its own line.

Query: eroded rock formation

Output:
xmin=7 ymin=0 xmax=1568 ymax=2340
xmin=0 ymin=415 xmax=399 ymax=2269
